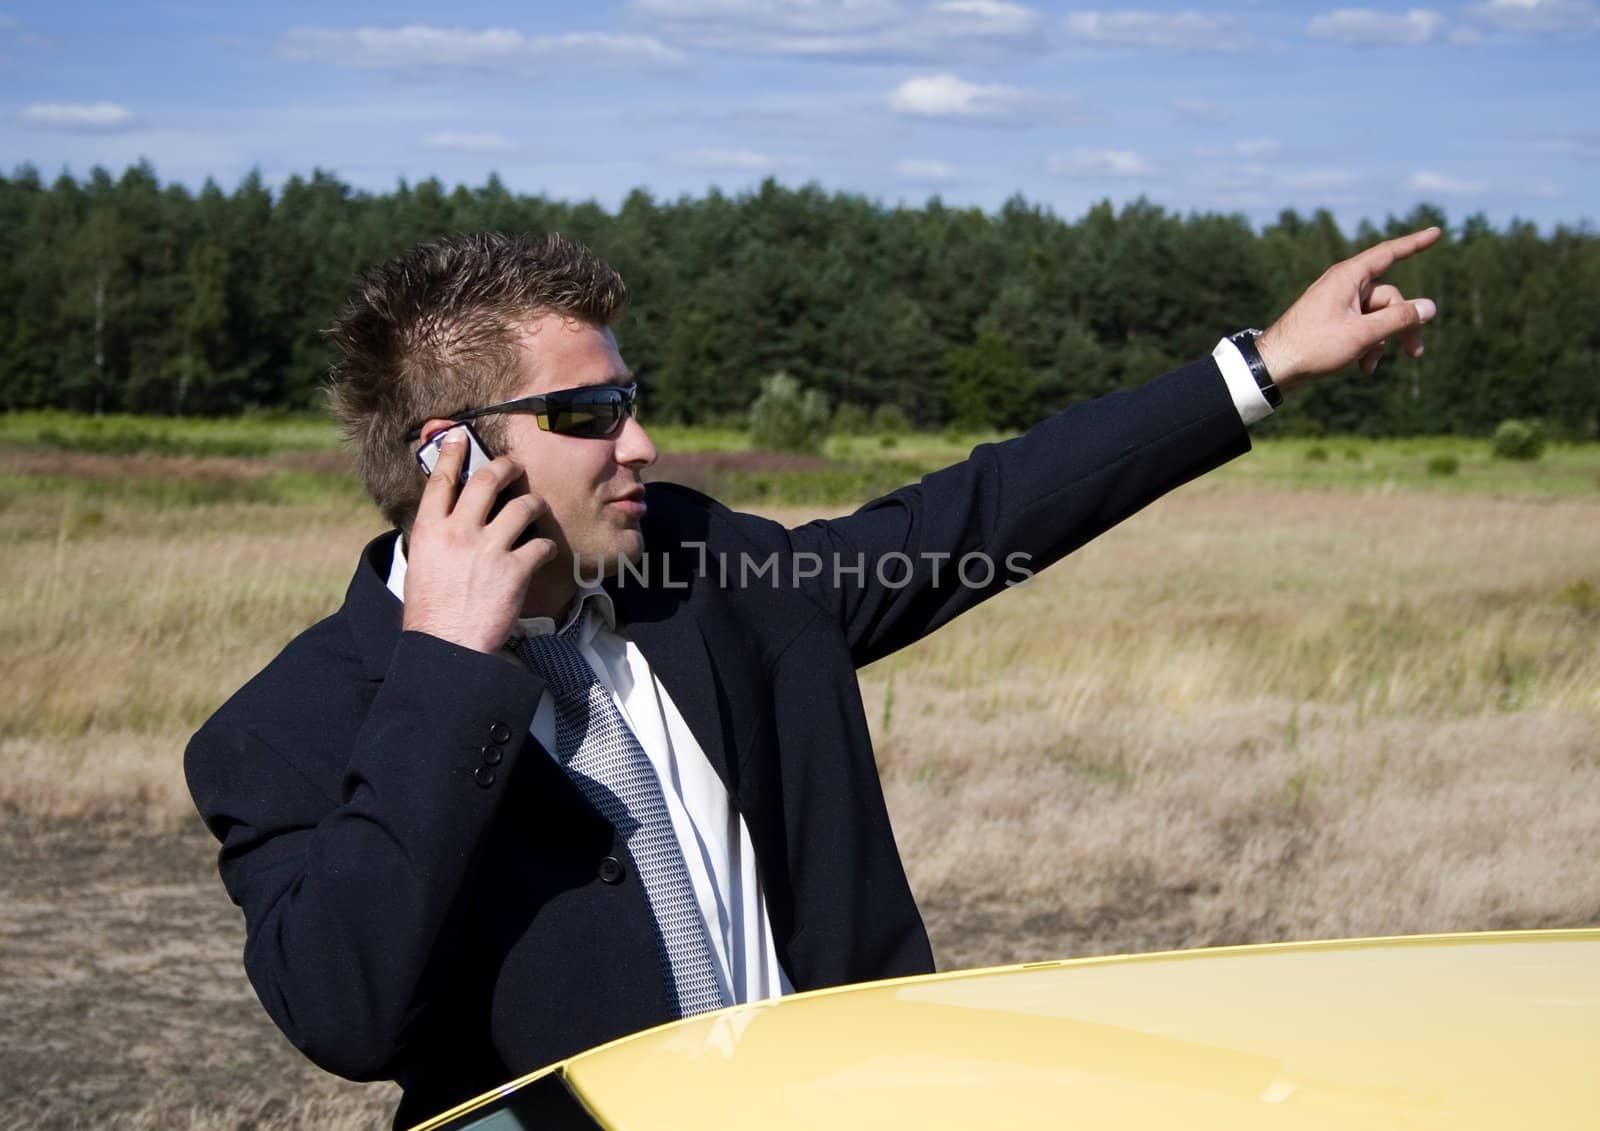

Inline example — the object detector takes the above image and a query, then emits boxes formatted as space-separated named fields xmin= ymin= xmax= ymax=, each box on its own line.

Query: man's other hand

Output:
xmin=402 ymin=428 xmax=555 ymax=654
xmin=1255 ymin=226 xmax=1441 ymax=396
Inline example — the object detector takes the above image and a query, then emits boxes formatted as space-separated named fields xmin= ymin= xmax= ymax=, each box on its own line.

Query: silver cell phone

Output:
xmin=415 ymin=422 xmax=538 ymax=543
xmin=415 ymin=421 xmax=493 ymax=482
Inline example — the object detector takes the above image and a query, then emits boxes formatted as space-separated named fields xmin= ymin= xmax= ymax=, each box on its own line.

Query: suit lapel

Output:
xmin=343 ymin=532 xmax=405 ymax=681
xmin=606 ymin=579 xmax=738 ymax=797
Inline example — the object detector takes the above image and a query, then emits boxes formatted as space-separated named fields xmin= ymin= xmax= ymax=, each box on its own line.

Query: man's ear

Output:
xmin=416 ymin=418 xmax=460 ymax=445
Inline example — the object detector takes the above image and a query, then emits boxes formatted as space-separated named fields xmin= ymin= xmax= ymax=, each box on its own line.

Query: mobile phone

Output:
xmin=416 ymin=420 xmax=493 ymax=482
xmin=415 ymin=422 xmax=538 ymax=544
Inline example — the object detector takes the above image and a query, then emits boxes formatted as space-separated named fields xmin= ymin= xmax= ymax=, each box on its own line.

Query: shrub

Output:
xmin=869 ymin=403 xmax=912 ymax=434
xmin=1491 ymin=419 xmax=1547 ymax=461
xmin=831 ymin=402 xmax=871 ymax=436
xmin=1304 ymin=446 xmax=1329 ymax=462
xmin=1426 ymin=454 xmax=1460 ymax=476
xmin=748 ymin=372 xmax=830 ymax=455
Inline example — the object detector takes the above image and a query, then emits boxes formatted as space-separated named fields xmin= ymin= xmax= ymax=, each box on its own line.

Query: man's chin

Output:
xmin=578 ymin=536 xmax=646 ymax=581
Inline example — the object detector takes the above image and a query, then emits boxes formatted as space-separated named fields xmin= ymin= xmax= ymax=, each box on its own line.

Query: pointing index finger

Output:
xmin=1349 ymin=226 xmax=1443 ymax=282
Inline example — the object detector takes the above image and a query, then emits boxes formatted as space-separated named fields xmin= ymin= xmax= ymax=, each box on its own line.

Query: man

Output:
xmin=186 ymin=227 xmax=1439 ymax=1127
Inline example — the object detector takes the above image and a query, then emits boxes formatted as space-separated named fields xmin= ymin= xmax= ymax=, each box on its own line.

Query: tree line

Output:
xmin=1 ymin=161 xmax=1595 ymax=438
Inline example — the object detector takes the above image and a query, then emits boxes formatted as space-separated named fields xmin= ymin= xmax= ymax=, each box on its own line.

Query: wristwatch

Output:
xmin=1229 ymin=328 xmax=1282 ymax=409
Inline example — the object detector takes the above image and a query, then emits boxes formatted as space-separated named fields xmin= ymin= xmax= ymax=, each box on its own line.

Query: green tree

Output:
xmin=749 ymin=371 xmax=830 ymax=453
xmin=944 ymin=331 xmax=1035 ymax=431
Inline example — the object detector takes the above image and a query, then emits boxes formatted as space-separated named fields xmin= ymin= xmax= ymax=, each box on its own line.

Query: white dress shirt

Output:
xmin=385 ymin=353 xmax=1266 ymax=1007
xmin=1212 ymin=335 xmax=1276 ymax=425
xmin=387 ymin=544 xmax=794 ymax=1008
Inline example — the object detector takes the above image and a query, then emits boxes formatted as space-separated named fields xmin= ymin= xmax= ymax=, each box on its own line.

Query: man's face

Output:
xmin=498 ymin=312 xmax=657 ymax=577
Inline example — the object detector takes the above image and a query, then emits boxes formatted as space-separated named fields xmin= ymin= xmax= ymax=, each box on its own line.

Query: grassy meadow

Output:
xmin=2 ymin=413 xmax=1598 ymax=1128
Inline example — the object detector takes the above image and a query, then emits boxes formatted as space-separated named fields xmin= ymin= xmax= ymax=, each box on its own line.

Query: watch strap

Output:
xmin=1230 ymin=329 xmax=1282 ymax=409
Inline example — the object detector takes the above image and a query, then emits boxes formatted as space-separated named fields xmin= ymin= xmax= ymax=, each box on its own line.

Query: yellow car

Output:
xmin=410 ymin=929 xmax=1600 ymax=1130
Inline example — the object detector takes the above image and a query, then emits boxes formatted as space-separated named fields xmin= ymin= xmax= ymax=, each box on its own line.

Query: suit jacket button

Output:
xmin=598 ymin=857 xmax=625 ymax=884
xmin=488 ymin=722 xmax=513 ymax=745
xmin=474 ymin=766 xmax=496 ymax=789
xmin=480 ymin=744 xmax=503 ymax=767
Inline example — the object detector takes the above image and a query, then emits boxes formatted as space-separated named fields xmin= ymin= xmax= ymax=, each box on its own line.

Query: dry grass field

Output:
xmin=2 ymin=440 xmax=1598 ymax=1128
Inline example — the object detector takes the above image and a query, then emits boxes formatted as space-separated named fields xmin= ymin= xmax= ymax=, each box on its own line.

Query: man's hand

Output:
xmin=1255 ymin=226 xmax=1441 ymax=396
xmin=401 ymin=429 xmax=555 ymax=654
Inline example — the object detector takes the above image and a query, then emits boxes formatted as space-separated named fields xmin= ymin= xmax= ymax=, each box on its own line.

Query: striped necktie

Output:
xmin=511 ymin=605 xmax=730 ymax=1018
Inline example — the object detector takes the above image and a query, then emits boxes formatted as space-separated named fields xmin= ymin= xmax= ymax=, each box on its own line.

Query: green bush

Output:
xmin=1304 ymin=446 xmax=1330 ymax=462
xmin=832 ymin=403 xmax=872 ymax=436
xmin=1491 ymin=419 xmax=1547 ymax=461
xmin=748 ymin=372 xmax=830 ymax=455
xmin=869 ymin=403 xmax=911 ymax=434
xmin=1427 ymin=454 xmax=1461 ymax=476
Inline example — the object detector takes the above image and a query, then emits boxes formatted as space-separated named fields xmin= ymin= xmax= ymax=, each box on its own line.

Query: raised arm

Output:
xmin=789 ymin=228 xmax=1442 ymax=667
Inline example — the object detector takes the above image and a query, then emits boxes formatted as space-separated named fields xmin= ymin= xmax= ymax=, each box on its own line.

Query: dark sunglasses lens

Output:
xmin=551 ymin=404 xmax=622 ymax=436
xmin=549 ymin=388 xmax=632 ymax=437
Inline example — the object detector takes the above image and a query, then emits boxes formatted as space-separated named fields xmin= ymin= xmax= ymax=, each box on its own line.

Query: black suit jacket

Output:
xmin=185 ymin=359 xmax=1249 ymax=1126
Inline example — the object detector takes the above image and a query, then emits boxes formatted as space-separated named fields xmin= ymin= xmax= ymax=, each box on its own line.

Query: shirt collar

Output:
xmin=514 ymin=585 xmax=616 ymax=641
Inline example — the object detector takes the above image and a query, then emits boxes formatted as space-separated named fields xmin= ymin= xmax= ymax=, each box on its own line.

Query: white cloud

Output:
xmin=279 ymin=25 xmax=686 ymax=73
xmin=888 ymin=73 xmax=1040 ymax=120
xmin=421 ymin=131 xmax=516 ymax=153
xmin=1407 ymin=170 xmax=1486 ymax=194
xmin=629 ymin=0 xmax=1043 ymax=59
xmin=1307 ymin=8 xmax=1444 ymax=45
xmin=1048 ymin=147 xmax=1157 ymax=177
xmin=1447 ymin=26 xmax=1485 ymax=44
xmin=674 ymin=147 xmax=781 ymax=169
xmin=1065 ymin=10 xmax=1242 ymax=50
xmin=896 ymin=158 xmax=956 ymax=180
xmin=931 ymin=0 xmax=1039 ymax=35
xmin=1466 ymin=0 xmax=1600 ymax=33
xmin=1194 ymin=137 xmax=1280 ymax=158
xmin=1279 ymin=169 xmax=1362 ymax=190
xmin=1171 ymin=97 xmax=1232 ymax=124
xmin=18 ymin=101 xmax=135 ymax=130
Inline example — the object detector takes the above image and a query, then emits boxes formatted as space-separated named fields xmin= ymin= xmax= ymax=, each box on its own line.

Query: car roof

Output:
xmin=412 ymin=929 xmax=1600 ymax=1130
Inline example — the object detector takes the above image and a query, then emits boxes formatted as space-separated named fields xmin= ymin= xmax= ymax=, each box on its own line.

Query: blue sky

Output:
xmin=3 ymin=0 xmax=1597 ymax=233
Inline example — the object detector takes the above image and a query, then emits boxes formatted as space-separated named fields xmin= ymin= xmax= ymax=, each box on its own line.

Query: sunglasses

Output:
xmin=403 ymin=382 xmax=639 ymax=442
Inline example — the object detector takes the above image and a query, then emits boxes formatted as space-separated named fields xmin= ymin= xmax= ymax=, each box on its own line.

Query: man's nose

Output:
xmin=614 ymin=414 xmax=657 ymax=469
